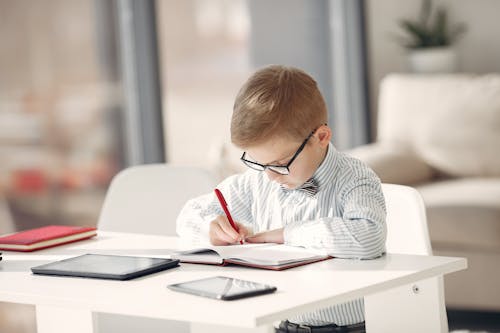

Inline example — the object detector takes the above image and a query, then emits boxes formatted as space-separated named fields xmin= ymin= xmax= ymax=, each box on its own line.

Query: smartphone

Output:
xmin=167 ymin=276 xmax=277 ymax=300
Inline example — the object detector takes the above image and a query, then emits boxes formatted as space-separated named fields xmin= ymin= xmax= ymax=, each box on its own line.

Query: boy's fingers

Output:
xmin=236 ymin=222 xmax=251 ymax=235
xmin=210 ymin=222 xmax=234 ymax=245
xmin=215 ymin=229 xmax=236 ymax=244
xmin=216 ymin=216 xmax=241 ymax=241
xmin=238 ymin=226 xmax=252 ymax=240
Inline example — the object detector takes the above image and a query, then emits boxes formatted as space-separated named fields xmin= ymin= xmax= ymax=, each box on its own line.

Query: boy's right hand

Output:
xmin=209 ymin=215 xmax=252 ymax=246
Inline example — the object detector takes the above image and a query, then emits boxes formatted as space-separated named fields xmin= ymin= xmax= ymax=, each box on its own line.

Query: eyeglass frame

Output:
xmin=240 ymin=127 xmax=319 ymax=175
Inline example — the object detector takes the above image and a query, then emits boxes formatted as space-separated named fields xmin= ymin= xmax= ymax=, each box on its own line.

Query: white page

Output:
xmin=208 ymin=243 xmax=276 ymax=258
xmin=175 ymin=244 xmax=327 ymax=266
xmin=172 ymin=243 xmax=273 ymax=264
xmin=226 ymin=245 xmax=327 ymax=265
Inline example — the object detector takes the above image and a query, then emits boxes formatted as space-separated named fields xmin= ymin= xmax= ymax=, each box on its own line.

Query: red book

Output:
xmin=0 ymin=225 xmax=97 ymax=252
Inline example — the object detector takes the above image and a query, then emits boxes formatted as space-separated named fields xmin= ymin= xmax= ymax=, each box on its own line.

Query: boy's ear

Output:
xmin=316 ymin=125 xmax=332 ymax=147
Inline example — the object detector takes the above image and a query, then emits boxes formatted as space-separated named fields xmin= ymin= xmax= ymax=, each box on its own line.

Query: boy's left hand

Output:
xmin=245 ymin=228 xmax=284 ymax=244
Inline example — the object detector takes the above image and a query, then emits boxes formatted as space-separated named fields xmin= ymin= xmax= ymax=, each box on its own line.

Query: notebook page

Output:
xmin=207 ymin=243 xmax=275 ymax=258
xmin=226 ymin=245 xmax=328 ymax=266
xmin=172 ymin=244 xmax=274 ymax=264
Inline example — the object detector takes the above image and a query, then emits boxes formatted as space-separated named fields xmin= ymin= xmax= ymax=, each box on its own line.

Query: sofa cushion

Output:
xmin=378 ymin=74 xmax=500 ymax=177
xmin=348 ymin=143 xmax=435 ymax=185
xmin=416 ymin=178 xmax=500 ymax=251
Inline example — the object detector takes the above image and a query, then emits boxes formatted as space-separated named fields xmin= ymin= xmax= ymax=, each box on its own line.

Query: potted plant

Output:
xmin=396 ymin=0 xmax=467 ymax=73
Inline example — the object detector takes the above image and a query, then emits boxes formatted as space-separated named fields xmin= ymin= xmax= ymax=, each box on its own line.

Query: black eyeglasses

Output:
xmin=240 ymin=129 xmax=317 ymax=175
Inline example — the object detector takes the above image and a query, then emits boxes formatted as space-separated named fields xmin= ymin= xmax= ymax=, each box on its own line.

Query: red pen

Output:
xmin=214 ymin=188 xmax=243 ymax=244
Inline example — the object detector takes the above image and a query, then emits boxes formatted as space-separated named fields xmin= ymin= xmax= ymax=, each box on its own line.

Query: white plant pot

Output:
xmin=407 ymin=47 xmax=458 ymax=73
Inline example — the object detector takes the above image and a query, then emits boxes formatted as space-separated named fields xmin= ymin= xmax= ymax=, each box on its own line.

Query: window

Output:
xmin=0 ymin=0 xmax=124 ymax=233
xmin=156 ymin=0 xmax=251 ymax=177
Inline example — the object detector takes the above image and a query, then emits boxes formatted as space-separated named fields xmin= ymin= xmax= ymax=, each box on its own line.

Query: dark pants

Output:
xmin=275 ymin=320 xmax=366 ymax=333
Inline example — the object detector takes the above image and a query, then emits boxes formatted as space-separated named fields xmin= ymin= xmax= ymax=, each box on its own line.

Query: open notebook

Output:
xmin=171 ymin=243 xmax=331 ymax=270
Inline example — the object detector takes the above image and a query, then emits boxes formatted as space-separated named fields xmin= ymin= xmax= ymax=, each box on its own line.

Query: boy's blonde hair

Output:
xmin=231 ymin=65 xmax=328 ymax=148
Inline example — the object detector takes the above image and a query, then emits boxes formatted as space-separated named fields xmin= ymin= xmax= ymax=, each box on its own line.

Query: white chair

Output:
xmin=96 ymin=163 xmax=216 ymax=333
xmin=365 ymin=184 xmax=448 ymax=332
xmin=98 ymin=163 xmax=216 ymax=235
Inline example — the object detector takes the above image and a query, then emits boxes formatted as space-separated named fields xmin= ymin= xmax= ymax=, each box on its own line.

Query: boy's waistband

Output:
xmin=275 ymin=320 xmax=365 ymax=333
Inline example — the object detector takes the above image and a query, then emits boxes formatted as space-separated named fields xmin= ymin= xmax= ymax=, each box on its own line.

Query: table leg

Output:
xmin=364 ymin=276 xmax=448 ymax=333
xmin=36 ymin=305 xmax=96 ymax=333
xmin=191 ymin=322 xmax=275 ymax=333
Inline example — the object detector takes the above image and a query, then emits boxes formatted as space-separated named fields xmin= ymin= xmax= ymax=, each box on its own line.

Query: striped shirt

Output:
xmin=176 ymin=142 xmax=386 ymax=326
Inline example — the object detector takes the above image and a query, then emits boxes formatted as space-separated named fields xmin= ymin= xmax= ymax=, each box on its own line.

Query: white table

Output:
xmin=0 ymin=231 xmax=467 ymax=333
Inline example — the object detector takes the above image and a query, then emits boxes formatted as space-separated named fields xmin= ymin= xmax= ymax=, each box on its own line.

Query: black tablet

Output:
xmin=31 ymin=254 xmax=179 ymax=280
xmin=167 ymin=276 xmax=277 ymax=300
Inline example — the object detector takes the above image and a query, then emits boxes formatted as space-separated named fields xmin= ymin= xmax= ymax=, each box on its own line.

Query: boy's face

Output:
xmin=244 ymin=126 xmax=331 ymax=189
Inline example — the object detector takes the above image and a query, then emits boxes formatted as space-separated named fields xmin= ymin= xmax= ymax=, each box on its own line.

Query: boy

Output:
xmin=177 ymin=65 xmax=386 ymax=332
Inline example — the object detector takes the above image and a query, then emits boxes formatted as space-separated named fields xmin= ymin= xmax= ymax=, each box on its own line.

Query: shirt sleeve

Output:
xmin=175 ymin=172 xmax=255 ymax=244
xmin=283 ymin=176 xmax=387 ymax=259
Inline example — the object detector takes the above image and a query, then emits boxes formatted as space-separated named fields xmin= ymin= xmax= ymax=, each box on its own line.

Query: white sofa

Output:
xmin=349 ymin=73 xmax=500 ymax=311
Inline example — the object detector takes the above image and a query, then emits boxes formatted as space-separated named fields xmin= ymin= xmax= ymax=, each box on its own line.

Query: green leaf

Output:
xmin=432 ymin=7 xmax=448 ymax=46
xmin=399 ymin=19 xmax=432 ymax=47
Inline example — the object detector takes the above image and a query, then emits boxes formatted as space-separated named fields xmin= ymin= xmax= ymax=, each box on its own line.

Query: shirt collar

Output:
xmin=311 ymin=142 xmax=337 ymax=190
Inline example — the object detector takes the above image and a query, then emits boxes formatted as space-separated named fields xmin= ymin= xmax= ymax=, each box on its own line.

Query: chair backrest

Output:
xmin=382 ymin=183 xmax=432 ymax=255
xmin=98 ymin=164 xmax=216 ymax=236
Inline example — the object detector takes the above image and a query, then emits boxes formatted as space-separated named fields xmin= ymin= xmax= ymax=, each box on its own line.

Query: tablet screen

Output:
xmin=31 ymin=254 xmax=179 ymax=280
xmin=167 ymin=276 xmax=277 ymax=300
